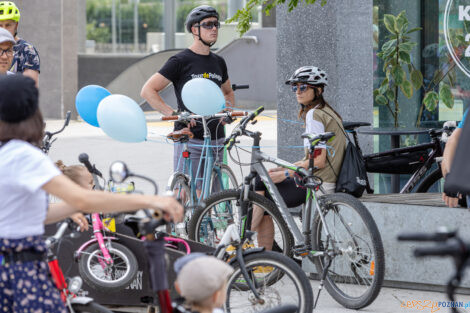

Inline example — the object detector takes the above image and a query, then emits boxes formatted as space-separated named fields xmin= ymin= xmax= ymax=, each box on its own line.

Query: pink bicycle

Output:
xmin=75 ymin=153 xmax=190 ymax=292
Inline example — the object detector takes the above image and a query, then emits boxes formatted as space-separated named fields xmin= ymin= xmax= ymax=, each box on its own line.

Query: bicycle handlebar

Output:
xmin=159 ymin=110 xmax=248 ymax=121
xmin=78 ymin=153 xmax=103 ymax=178
xmin=232 ymin=84 xmax=249 ymax=91
xmin=225 ymin=106 xmax=265 ymax=150
xmin=414 ymin=241 xmax=466 ymax=257
xmin=397 ymin=231 xmax=456 ymax=242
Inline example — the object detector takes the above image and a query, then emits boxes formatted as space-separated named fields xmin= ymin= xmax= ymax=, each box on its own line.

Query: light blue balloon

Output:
xmin=76 ymin=85 xmax=111 ymax=127
xmin=181 ymin=78 xmax=225 ymax=116
xmin=97 ymin=95 xmax=147 ymax=143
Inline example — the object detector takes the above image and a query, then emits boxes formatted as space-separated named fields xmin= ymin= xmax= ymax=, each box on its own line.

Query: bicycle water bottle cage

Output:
xmin=167 ymin=129 xmax=194 ymax=143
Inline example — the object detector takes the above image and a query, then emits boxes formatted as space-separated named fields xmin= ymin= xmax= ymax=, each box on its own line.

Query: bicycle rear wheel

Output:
xmin=225 ymin=251 xmax=313 ymax=313
xmin=210 ymin=163 xmax=238 ymax=192
xmin=415 ymin=168 xmax=443 ymax=193
xmin=188 ymin=189 xmax=294 ymax=257
xmin=311 ymin=193 xmax=384 ymax=309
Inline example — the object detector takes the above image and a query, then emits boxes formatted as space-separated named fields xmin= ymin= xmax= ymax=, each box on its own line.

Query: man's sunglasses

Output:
xmin=0 ymin=49 xmax=13 ymax=57
xmin=198 ymin=21 xmax=221 ymax=30
xmin=291 ymin=84 xmax=310 ymax=93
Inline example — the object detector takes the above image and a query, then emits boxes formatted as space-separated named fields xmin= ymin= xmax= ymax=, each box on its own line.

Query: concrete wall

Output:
xmin=277 ymin=1 xmax=374 ymax=161
xmin=14 ymin=0 xmax=83 ymax=119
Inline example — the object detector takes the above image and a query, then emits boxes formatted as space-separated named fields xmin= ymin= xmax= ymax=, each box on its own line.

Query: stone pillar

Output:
xmin=13 ymin=0 xmax=80 ymax=119
xmin=164 ymin=0 xmax=175 ymax=50
xmin=277 ymin=1 xmax=374 ymax=162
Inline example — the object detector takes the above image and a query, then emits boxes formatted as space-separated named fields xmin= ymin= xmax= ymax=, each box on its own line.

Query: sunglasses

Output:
xmin=198 ymin=21 xmax=221 ymax=30
xmin=291 ymin=84 xmax=309 ymax=93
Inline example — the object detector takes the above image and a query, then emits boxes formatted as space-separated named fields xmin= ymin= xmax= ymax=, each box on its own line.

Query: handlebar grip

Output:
xmin=231 ymin=111 xmax=248 ymax=117
xmin=78 ymin=153 xmax=103 ymax=177
xmin=161 ymin=116 xmax=179 ymax=121
xmin=414 ymin=242 xmax=463 ymax=257
xmin=226 ymin=137 xmax=237 ymax=151
xmin=232 ymin=84 xmax=250 ymax=91
xmin=398 ymin=233 xmax=449 ymax=242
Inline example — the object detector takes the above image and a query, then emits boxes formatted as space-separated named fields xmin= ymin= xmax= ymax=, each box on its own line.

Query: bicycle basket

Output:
xmin=365 ymin=149 xmax=429 ymax=174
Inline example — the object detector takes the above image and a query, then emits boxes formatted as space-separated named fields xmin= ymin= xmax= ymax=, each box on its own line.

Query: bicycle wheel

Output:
xmin=169 ymin=173 xmax=192 ymax=205
xmin=225 ymin=250 xmax=313 ymax=313
xmin=188 ymin=189 xmax=294 ymax=257
xmin=78 ymin=242 xmax=138 ymax=292
xmin=72 ymin=301 xmax=114 ymax=313
xmin=415 ymin=168 xmax=443 ymax=193
xmin=311 ymin=193 xmax=384 ymax=309
xmin=210 ymin=163 xmax=238 ymax=193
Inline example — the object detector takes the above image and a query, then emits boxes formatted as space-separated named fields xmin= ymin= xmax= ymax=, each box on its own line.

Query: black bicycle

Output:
xmin=398 ymin=229 xmax=470 ymax=313
xmin=42 ymin=111 xmax=71 ymax=154
xmin=343 ymin=121 xmax=455 ymax=194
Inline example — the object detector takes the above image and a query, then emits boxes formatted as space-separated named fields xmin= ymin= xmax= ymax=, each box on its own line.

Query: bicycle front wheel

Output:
xmin=225 ymin=250 xmax=313 ymax=313
xmin=311 ymin=193 xmax=384 ymax=309
xmin=188 ymin=189 xmax=294 ymax=257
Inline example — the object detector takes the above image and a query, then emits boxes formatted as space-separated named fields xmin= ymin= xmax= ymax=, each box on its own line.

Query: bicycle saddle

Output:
xmin=167 ymin=129 xmax=194 ymax=142
xmin=301 ymin=132 xmax=335 ymax=143
xmin=342 ymin=121 xmax=371 ymax=131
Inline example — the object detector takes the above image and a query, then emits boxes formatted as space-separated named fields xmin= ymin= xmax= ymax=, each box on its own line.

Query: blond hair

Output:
xmin=55 ymin=160 xmax=86 ymax=185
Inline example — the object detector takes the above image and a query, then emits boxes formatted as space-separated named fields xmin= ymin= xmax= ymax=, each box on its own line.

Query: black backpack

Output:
xmin=334 ymin=140 xmax=368 ymax=197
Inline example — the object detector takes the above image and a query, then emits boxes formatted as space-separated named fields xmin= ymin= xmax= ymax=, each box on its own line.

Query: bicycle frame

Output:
xmin=349 ymin=128 xmax=444 ymax=193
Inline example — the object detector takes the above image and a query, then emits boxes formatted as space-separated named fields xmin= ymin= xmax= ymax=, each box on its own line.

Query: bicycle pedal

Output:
xmin=293 ymin=245 xmax=310 ymax=257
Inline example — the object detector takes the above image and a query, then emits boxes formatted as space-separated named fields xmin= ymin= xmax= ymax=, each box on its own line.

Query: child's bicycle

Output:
xmin=45 ymin=219 xmax=113 ymax=312
xmin=108 ymin=160 xmax=312 ymax=313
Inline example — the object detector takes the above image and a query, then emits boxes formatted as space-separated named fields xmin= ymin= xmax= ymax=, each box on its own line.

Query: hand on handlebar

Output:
xmin=70 ymin=213 xmax=89 ymax=232
xmin=149 ymin=195 xmax=184 ymax=223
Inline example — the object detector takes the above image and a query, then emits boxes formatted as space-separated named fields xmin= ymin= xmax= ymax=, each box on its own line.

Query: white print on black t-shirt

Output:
xmin=190 ymin=72 xmax=222 ymax=82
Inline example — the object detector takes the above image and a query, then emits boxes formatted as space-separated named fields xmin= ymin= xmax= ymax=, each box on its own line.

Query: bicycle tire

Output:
xmin=169 ymin=173 xmax=192 ymax=204
xmin=225 ymin=250 xmax=313 ymax=313
xmin=78 ymin=242 xmax=138 ymax=292
xmin=210 ymin=163 xmax=238 ymax=193
xmin=415 ymin=168 xmax=443 ymax=193
xmin=72 ymin=301 xmax=114 ymax=313
xmin=311 ymin=193 xmax=384 ymax=309
xmin=188 ymin=189 xmax=294 ymax=257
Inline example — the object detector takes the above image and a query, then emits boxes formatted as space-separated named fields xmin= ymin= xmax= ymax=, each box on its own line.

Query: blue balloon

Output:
xmin=76 ymin=85 xmax=111 ymax=127
xmin=97 ymin=95 xmax=147 ymax=143
xmin=181 ymin=78 xmax=225 ymax=116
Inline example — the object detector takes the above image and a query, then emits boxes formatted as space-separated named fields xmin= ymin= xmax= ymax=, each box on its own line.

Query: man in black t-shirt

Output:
xmin=141 ymin=5 xmax=235 ymax=191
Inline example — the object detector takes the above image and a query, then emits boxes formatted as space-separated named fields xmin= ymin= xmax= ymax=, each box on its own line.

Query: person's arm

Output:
xmin=43 ymin=175 xmax=183 ymax=222
xmin=221 ymin=79 xmax=235 ymax=108
xmin=141 ymin=72 xmax=174 ymax=116
xmin=442 ymin=128 xmax=462 ymax=207
xmin=270 ymin=149 xmax=327 ymax=183
xmin=442 ymin=128 xmax=462 ymax=177
xmin=23 ymin=69 xmax=39 ymax=87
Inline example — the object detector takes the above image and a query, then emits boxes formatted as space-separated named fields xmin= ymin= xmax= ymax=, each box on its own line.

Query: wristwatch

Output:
xmin=285 ymin=170 xmax=290 ymax=178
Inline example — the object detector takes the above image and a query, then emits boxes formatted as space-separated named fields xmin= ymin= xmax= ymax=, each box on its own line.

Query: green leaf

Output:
xmin=379 ymin=78 xmax=389 ymax=94
xmin=392 ymin=65 xmax=406 ymax=85
xmin=406 ymin=27 xmax=422 ymax=34
xmin=384 ymin=14 xmax=397 ymax=34
xmin=400 ymin=79 xmax=413 ymax=98
xmin=399 ymin=42 xmax=416 ymax=52
xmin=423 ymin=91 xmax=439 ymax=112
xmin=439 ymin=83 xmax=454 ymax=109
xmin=410 ymin=69 xmax=423 ymax=90
xmin=399 ymin=51 xmax=411 ymax=64
xmin=382 ymin=39 xmax=397 ymax=52
xmin=375 ymin=94 xmax=388 ymax=105
xmin=373 ymin=89 xmax=380 ymax=98
xmin=407 ymin=63 xmax=414 ymax=73
xmin=396 ymin=11 xmax=407 ymax=33
xmin=385 ymin=89 xmax=395 ymax=102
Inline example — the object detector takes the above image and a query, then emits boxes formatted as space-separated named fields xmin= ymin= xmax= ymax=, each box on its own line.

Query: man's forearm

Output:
xmin=145 ymin=93 xmax=174 ymax=116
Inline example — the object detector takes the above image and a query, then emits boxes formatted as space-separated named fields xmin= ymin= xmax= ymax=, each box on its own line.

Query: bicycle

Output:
xmin=42 ymin=110 xmax=71 ymax=154
xmin=343 ymin=121 xmax=456 ymax=194
xmin=45 ymin=219 xmax=114 ymax=313
xmin=161 ymin=110 xmax=247 ymax=237
xmin=189 ymin=106 xmax=385 ymax=309
xmin=108 ymin=160 xmax=312 ymax=313
xmin=398 ymin=228 xmax=470 ymax=313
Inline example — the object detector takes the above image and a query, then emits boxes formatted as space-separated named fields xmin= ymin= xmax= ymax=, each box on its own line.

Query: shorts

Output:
xmin=173 ymin=138 xmax=225 ymax=190
xmin=0 ymin=236 xmax=67 ymax=313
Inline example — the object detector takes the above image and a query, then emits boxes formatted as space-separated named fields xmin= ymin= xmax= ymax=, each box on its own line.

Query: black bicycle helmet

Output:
xmin=185 ymin=5 xmax=219 ymax=33
xmin=285 ymin=66 xmax=328 ymax=86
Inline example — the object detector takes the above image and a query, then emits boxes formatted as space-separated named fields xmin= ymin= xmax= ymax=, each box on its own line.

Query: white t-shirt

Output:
xmin=0 ymin=140 xmax=60 ymax=239
xmin=303 ymin=107 xmax=326 ymax=149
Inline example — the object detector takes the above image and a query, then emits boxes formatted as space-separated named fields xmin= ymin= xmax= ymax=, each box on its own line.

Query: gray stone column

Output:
xmin=277 ymin=1 xmax=373 ymax=162
xmin=13 ymin=0 xmax=81 ymax=119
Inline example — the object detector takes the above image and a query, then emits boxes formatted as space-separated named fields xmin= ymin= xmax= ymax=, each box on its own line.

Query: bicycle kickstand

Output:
xmin=313 ymin=256 xmax=332 ymax=309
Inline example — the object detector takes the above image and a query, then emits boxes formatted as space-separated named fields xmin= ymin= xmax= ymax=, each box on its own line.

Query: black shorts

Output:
xmin=254 ymin=176 xmax=306 ymax=212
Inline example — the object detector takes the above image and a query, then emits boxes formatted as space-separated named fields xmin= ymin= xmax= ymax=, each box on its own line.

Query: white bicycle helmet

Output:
xmin=285 ymin=66 xmax=328 ymax=86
